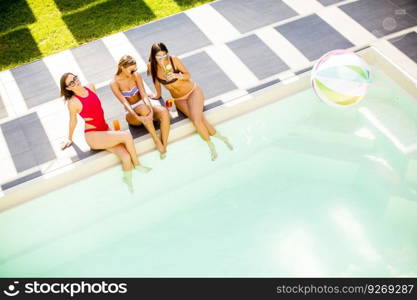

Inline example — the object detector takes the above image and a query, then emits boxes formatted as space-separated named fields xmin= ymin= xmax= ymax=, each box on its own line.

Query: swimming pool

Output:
xmin=0 ymin=64 xmax=416 ymax=277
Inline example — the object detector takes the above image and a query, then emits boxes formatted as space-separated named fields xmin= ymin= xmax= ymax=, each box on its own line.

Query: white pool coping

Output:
xmin=0 ymin=46 xmax=416 ymax=212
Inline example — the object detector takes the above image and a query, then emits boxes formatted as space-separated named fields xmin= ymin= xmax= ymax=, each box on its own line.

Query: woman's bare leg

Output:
xmin=152 ymin=106 xmax=170 ymax=149
xmin=184 ymin=87 xmax=217 ymax=160
xmin=85 ymin=130 xmax=141 ymax=167
xmin=127 ymin=104 xmax=165 ymax=154
xmin=175 ymin=99 xmax=215 ymax=136
xmin=108 ymin=144 xmax=134 ymax=192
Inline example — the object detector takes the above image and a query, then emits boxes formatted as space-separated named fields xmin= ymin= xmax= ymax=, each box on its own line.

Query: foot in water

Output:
xmin=123 ymin=171 xmax=134 ymax=193
xmin=134 ymin=164 xmax=152 ymax=173
xmin=160 ymin=145 xmax=167 ymax=160
xmin=214 ymin=131 xmax=234 ymax=150
xmin=207 ymin=140 xmax=218 ymax=161
xmin=156 ymin=140 xmax=166 ymax=160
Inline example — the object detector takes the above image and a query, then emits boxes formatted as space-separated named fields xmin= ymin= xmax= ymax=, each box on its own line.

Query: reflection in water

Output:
xmin=276 ymin=227 xmax=326 ymax=277
xmin=331 ymin=207 xmax=381 ymax=262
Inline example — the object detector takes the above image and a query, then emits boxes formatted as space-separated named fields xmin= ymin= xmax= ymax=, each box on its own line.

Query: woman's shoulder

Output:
xmin=86 ymin=83 xmax=96 ymax=92
xmin=67 ymin=96 xmax=81 ymax=108
xmin=171 ymin=56 xmax=181 ymax=63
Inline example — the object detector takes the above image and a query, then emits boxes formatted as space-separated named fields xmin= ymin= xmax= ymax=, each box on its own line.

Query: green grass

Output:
xmin=0 ymin=0 xmax=213 ymax=71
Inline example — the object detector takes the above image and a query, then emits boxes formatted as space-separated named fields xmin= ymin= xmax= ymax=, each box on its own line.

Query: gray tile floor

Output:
xmin=72 ymin=39 xmax=116 ymax=84
xmin=227 ymin=34 xmax=289 ymax=80
xmin=275 ymin=14 xmax=354 ymax=61
xmin=391 ymin=0 xmax=417 ymax=19
xmin=124 ymin=13 xmax=211 ymax=60
xmin=1 ymin=112 xmax=55 ymax=172
xmin=390 ymin=32 xmax=417 ymax=63
xmin=339 ymin=0 xmax=417 ymax=38
xmin=182 ymin=51 xmax=238 ymax=99
xmin=211 ymin=0 xmax=297 ymax=33
xmin=11 ymin=60 xmax=59 ymax=108
xmin=317 ymin=0 xmax=344 ymax=6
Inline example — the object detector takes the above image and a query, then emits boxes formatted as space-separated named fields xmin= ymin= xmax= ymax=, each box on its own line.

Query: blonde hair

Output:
xmin=116 ymin=55 xmax=136 ymax=75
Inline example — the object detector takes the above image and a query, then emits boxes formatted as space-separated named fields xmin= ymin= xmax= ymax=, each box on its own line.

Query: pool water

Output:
xmin=1 ymin=68 xmax=416 ymax=277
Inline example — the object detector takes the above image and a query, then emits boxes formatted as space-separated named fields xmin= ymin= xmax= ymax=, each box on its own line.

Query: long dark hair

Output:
xmin=148 ymin=42 xmax=169 ymax=83
xmin=60 ymin=72 xmax=75 ymax=101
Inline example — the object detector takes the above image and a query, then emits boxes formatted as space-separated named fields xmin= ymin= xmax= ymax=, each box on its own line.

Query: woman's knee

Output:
xmin=160 ymin=109 xmax=171 ymax=121
xmin=126 ymin=113 xmax=141 ymax=126
xmin=120 ymin=130 xmax=133 ymax=143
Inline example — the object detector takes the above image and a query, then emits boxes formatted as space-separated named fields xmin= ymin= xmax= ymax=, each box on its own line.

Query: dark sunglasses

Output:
xmin=66 ymin=75 xmax=78 ymax=87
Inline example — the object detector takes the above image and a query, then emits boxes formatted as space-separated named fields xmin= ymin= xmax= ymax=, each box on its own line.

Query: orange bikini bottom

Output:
xmin=173 ymin=83 xmax=197 ymax=101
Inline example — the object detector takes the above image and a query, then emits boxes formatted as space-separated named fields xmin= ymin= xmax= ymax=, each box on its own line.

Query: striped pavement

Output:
xmin=0 ymin=0 xmax=416 ymax=192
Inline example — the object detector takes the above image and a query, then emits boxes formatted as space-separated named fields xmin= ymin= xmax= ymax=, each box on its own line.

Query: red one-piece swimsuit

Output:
xmin=74 ymin=87 xmax=109 ymax=133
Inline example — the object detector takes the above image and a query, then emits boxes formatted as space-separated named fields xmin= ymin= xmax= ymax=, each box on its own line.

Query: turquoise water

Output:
xmin=0 ymin=68 xmax=416 ymax=277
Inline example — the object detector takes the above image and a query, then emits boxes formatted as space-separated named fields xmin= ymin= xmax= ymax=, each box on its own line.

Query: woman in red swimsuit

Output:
xmin=59 ymin=73 xmax=151 ymax=191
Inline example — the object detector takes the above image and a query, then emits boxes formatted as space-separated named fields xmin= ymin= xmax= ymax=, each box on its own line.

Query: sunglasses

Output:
xmin=156 ymin=54 xmax=167 ymax=60
xmin=66 ymin=75 xmax=78 ymax=87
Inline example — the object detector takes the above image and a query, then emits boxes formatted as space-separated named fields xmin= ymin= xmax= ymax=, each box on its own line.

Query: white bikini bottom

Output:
xmin=130 ymin=99 xmax=162 ymax=110
xmin=130 ymin=100 xmax=145 ymax=110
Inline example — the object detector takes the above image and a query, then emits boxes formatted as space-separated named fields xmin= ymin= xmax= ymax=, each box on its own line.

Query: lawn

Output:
xmin=0 ymin=0 xmax=213 ymax=71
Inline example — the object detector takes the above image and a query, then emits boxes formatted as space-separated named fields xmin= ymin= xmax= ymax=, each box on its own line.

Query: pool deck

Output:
xmin=0 ymin=0 xmax=417 ymax=197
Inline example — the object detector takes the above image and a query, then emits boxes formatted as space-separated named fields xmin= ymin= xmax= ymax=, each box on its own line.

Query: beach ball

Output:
xmin=311 ymin=49 xmax=371 ymax=106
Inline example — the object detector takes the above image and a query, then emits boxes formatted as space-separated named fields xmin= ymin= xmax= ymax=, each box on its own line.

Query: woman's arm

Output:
xmin=172 ymin=56 xmax=191 ymax=81
xmin=62 ymin=98 xmax=79 ymax=149
xmin=109 ymin=80 xmax=145 ymax=122
xmin=147 ymin=62 xmax=163 ymax=99
xmin=153 ymin=79 xmax=162 ymax=99
xmin=133 ymin=72 xmax=152 ymax=107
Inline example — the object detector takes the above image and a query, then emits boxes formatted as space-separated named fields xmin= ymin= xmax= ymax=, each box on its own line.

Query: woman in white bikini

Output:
xmin=147 ymin=42 xmax=233 ymax=161
xmin=110 ymin=55 xmax=170 ymax=159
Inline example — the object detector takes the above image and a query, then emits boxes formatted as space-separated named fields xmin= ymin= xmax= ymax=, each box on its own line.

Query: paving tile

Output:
xmin=124 ymin=13 xmax=211 ymax=60
xmin=339 ymin=0 xmax=417 ymax=38
xmin=32 ymin=143 xmax=57 ymax=165
xmin=294 ymin=66 xmax=313 ymax=76
xmin=247 ymin=79 xmax=280 ymax=94
xmin=181 ymin=51 xmax=238 ymax=99
xmin=317 ymin=0 xmax=344 ymax=6
xmin=390 ymin=31 xmax=417 ymax=63
xmin=95 ymin=85 xmax=125 ymax=120
xmin=71 ymin=39 xmax=116 ymax=84
xmin=1 ymin=126 xmax=31 ymax=155
xmin=227 ymin=34 xmax=289 ymax=80
xmin=1 ymin=170 xmax=43 ymax=190
xmin=275 ymin=14 xmax=354 ymax=61
xmin=11 ymin=60 xmax=60 ymax=108
xmin=211 ymin=0 xmax=297 ymax=33
xmin=1 ymin=113 xmax=56 ymax=172
xmin=203 ymin=100 xmax=224 ymax=111
xmin=391 ymin=0 xmax=417 ymax=19
xmin=11 ymin=150 xmax=38 ymax=173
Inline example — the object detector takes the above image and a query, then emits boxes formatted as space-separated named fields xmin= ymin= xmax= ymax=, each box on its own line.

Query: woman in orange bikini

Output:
xmin=147 ymin=42 xmax=233 ymax=161
xmin=110 ymin=55 xmax=170 ymax=160
xmin=60 ymin=73 xmax=151 ymax=191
